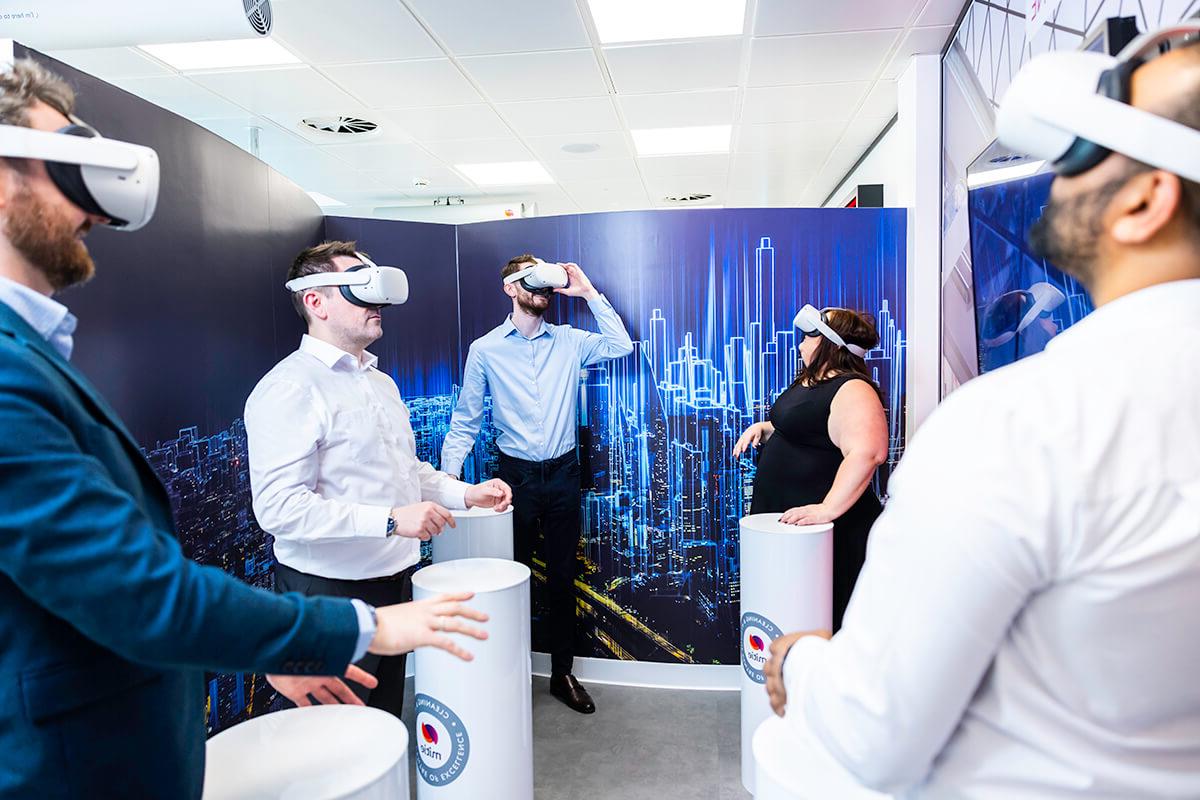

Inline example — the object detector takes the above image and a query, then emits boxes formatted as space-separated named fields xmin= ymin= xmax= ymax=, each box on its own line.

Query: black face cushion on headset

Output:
xmin=43 ymin=125 xmax=128 ymax=225
xmin=338 ymin=264 xmax=380 ymax=308
xmin=1055 ymin=59 xmax=1141 ymax=176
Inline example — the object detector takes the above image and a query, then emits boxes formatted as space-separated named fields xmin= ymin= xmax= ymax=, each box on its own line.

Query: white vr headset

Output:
xmin=284 ymin=253 xmax=410 ymax=307
xmin=980 ymin=282 xmax=1067 ymax=348
xmin=793 ymin=304 xmax=869 ymax=358
xmin=0 ymin=120 xmax=159 ymax=230
xmin=503 ymin=258 xmax=568 ymax=296
xmin=997 ymin=21 xmax=1200 ymax=182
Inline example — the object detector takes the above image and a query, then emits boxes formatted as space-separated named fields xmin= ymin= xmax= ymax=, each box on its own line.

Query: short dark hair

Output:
xmin=502 ymin=253 xmax=536 ymax=280
xmin=1166 ymin=42 xmax=1200 ymax=237
xmin=287 ymin=240 xmax=364 ymax=322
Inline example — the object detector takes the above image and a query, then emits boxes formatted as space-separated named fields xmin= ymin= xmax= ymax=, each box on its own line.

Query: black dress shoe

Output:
xmin=549 ymin=673 xmax=596 ymax=714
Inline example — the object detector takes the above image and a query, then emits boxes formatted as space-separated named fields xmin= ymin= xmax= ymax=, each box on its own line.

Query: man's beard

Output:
xmin=517 ymin=292 xmax=550 ymax=317
xmin=4 ymin=177 xmax=95 ymax=291
xmin=1027 ymin=176 xmax=1127 ymax=289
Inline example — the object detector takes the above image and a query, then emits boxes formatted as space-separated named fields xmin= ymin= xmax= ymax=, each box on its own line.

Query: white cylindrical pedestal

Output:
xmin=431 ymin=506 xmax=514 ymax=564
xmin=411 ymin=558 xmax=532 ymax=799
xmin=203 ymin=705 xmax=409 ymax=800
xmin=739 ymin=514 xmax=833 ymax=795
xmin=753 ymin=715 xmax=892 ymax=800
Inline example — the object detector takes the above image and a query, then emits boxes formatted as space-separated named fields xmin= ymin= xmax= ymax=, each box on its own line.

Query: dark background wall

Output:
xmin=21 ymin=45 xmax=324 ymax=734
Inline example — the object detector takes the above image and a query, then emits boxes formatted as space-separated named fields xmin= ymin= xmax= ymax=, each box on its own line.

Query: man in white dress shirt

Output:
xmin=764 ymin=34 xmax=1200 ymax=798
xmin=246 ymin=240 xmax=512 ymax=717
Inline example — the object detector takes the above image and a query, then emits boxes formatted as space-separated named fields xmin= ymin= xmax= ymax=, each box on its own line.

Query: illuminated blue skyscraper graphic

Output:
xmin=454 ymin=210 xmax=907 ymax=664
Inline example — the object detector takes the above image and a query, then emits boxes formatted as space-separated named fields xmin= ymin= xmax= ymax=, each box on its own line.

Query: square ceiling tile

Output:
xmin=110 ymin=75 xmax=250 ymax=119
xmin=197 ymin=116 xmax=308 ymax=153
xmin=497 ymin=97 xmax=622 ymax=136
xmin=564 ymin=178 xmax=651 ymax=205
xmin=368 ymin=166 xmax=478 ymax=197
xmin=324 ymin=59 xmax=481 ymax=108
xmin=48 ymin=47 xmax=174 ymax=78
xmin=525 ymin=131 xmax=632 ymax=162
xmin=740 ymin=82 xmax=870 ymax=123
xmin=859 ymin=81 xmax=898 ymax=118
xmin=421 ymin=137 xmax=535 ymax=164
xmin=321 ymin=141 xmax=446 ymax=172
xmin=546 ymin=158 xmax=641 ymax=183
xmin=271 ymin=0 xmax=442 ymax=65
xmin=840 ymin=116 xmax=894 ymax=149
xmin=754 ymin=0 xmax=921 ymax=35
xmin=637 ymin=154 xmax=730 ymax=178
xmin=883 ymin=25 xmax=955 ymax=78
xmin=732 ymin=150 xmax=829 ymax=182
xmin=188 ymin=66 xmax=362 ymax=114
xmin=618 ymin=89 xmax=737 ymax=128
xmin=459 ymin=50 xmax=607 ymax=102
xmin=385 ymin=105 xmax=512 ymax=141
xmin=917 ymin=0 xmax=970 ymax=26
xmin=603 ymin=39 xmax=743 ymax=94
xmin=404 ymin=0 xmax=591 ymax=55
xmin=734 ymin=122 xmax=844 ymax=153
xmin=748 ymin=30 xmax=901 ymax=85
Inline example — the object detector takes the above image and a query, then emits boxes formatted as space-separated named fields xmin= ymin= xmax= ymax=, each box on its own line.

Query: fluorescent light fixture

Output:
xmin=587 ymin=0 xmax=746 ymax=43
xmin=632 ymin=125 xmax=732 ymax=157
xmin=455 ymin=161 xmax=554 ymax=186
xmin=138 ymin=38 xmax=300 ymax=71
xmin=966 ymin=159 xmax=1047 ymax=189
xmin=306 ymin=191 xmax=346 ymax=207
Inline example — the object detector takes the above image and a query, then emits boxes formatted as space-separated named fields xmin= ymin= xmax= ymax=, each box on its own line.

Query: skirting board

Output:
xmin=405 ymin=654 xmax=740 ymax=692
xmin=532 ymin=653 xmax=739 ymax=691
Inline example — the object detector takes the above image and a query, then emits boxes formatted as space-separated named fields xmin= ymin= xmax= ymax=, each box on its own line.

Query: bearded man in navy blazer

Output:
xmin=0 ymin=60 xmax=488 ymax=799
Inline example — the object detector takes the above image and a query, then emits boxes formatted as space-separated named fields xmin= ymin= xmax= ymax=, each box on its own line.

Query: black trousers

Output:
xmin=497 ymin=450 xmax=582 ymax=676
xmin=273 ymin=560 xmax=416 ymax=718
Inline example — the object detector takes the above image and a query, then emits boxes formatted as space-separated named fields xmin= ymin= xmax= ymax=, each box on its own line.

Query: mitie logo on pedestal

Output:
xmin=741 ymin=612 xmax=783 ymax=684
xmin=415 ymin=693 xmax=471 ymax=786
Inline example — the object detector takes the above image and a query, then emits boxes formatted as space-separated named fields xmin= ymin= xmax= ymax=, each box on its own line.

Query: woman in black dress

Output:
xmin=734 ymin=307 xmax=888 ymax=631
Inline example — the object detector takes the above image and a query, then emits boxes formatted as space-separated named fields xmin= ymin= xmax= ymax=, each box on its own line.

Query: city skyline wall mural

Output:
xmin=453 ymin=207 xmax=907 ymax=665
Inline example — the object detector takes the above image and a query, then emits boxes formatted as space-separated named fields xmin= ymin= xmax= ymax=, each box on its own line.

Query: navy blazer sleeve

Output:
xmin=0 ymin=345 xmax=359 ymax=675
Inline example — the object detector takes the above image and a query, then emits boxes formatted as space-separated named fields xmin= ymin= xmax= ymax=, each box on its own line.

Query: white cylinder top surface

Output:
xmin=450 ymin=506 xmax=515 ymax=519
xmin=412 ymin=557 xmax=530 ymax=595
xmin=203 ymin=705 xmax=408 ymax=800
xmin=741 ymin=514 xmax=834 ymax=536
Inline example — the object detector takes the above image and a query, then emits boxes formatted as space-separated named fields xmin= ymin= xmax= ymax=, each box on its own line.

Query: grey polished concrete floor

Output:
xmin=400 ymin=676 xmax=752 ymax=800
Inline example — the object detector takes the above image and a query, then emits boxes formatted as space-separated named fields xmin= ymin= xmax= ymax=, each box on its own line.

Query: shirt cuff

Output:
xmin=353 ymin=503 xmax=392 ymax=538
xmin=349 ymin=599 xmax=376 ymax=663
xmin=782 ymin=634 xmax=831 ymax=731
xmin=443 ymin=480 xmax=469 ymax=511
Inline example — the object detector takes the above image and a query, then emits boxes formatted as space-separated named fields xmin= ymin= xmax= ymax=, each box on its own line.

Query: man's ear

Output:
xmin=1110 ymin=169 xmax=1182 ymax=246
xmin=304 ymin=289 xmax=328 ymax=321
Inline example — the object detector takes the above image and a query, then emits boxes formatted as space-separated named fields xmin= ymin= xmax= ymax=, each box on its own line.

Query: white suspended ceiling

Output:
xmin=45 ymin=0 xmax=962 ymax=220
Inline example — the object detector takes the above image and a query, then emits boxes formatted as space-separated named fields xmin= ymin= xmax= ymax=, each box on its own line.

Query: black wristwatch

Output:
xmin=385 ymin=514 xmax=396 ymax=536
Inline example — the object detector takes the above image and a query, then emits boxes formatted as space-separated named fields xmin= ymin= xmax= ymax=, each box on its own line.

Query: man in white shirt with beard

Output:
xmin=246 ymin=240 xmax=512 ymax=717
xmin=764 ymin=27 xmax=1200 ymax=799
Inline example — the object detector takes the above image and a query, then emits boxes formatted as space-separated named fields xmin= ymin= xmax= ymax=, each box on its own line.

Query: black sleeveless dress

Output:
xmin=749 ymin=375 xmax=883 ymax=631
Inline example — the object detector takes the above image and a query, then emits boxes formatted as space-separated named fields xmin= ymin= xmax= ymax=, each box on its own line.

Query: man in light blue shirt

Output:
xmin=441 ymin=254 xmax=633 ymax=713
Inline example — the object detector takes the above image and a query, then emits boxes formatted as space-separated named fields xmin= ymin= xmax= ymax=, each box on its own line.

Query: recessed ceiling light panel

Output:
xmin=587 ymin=0 xmax=746 ymax=43
xmin=455 ymin=161 xmax=555 ymax=186
xmin=632 ymin=125 xmax=731 ymax=157
xmin=139 ymin=37 xmax=299 ymax=71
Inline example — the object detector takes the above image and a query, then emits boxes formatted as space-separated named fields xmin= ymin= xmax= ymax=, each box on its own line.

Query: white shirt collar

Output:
xmin=299 ymin=333 xmax=378 ymax=371
xmin=0 ymin=275 xmax=77 ymax=360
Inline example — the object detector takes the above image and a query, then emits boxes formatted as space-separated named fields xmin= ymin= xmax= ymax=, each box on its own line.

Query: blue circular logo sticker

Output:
xmin=415 ymin=693 xmax=470 ymax=786
xmin=741 ymin=612 xmax=783 ymax=684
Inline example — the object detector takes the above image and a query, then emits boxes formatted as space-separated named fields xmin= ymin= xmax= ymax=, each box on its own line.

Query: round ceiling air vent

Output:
xmin=244 ymin=0 xmax=273 ymax=36
xmin=301 ymin=115 xmax=379 ymax=136
xmin=663 ymin=192 xmax=713 ymax=204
